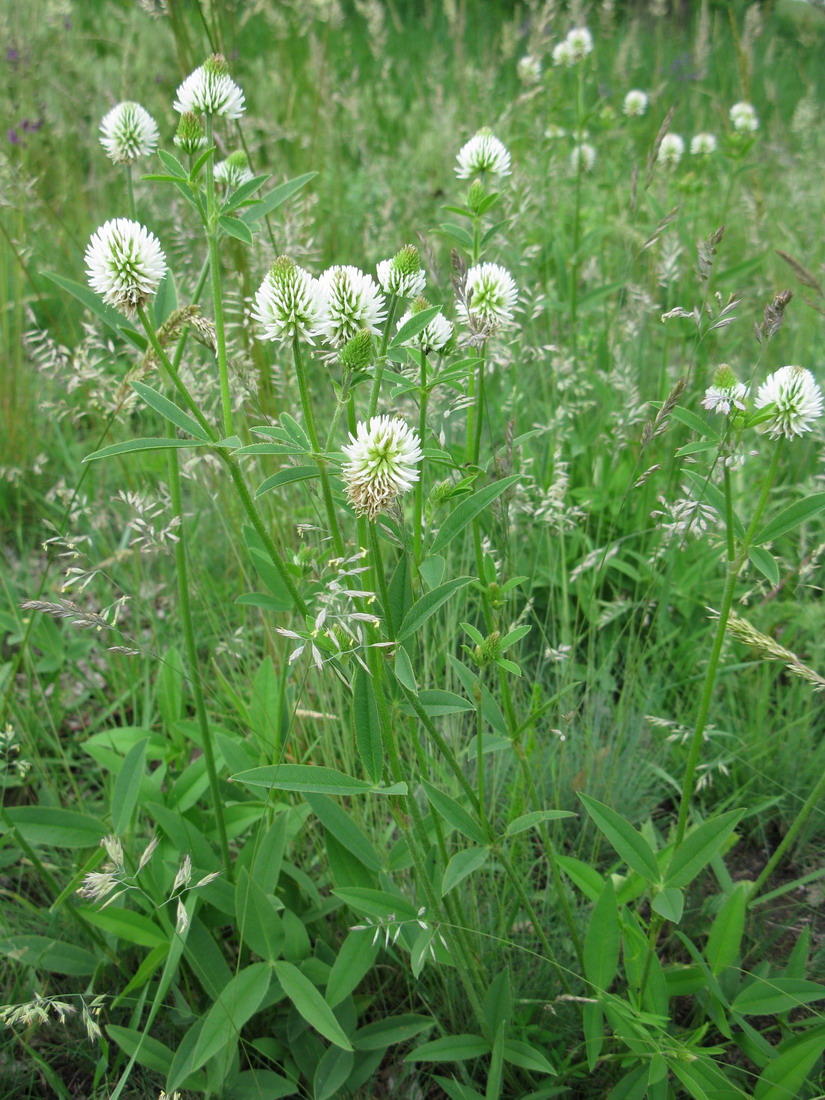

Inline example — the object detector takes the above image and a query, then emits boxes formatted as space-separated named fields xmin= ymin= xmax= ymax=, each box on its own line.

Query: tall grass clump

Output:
xmin=1 ymin=2 xmax=825 ymax=1098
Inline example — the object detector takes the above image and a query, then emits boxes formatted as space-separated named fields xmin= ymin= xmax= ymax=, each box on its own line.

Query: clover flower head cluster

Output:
xmin=754 ymin=365 xmax=823 ymax=439
xmin=253 ymin=256 xmax=326 ymax=345
xmin=552 ymin=26 xmax=593 ymax=66
xmin=458 ymin=263 xmax=518 ymax=326
xmin=317 ymin=265 xmax=386 ymax=347
xmin=702 ymin=366 xmax=748 ymax=416
xmin=85 ymin=218 xmax=167 ymax=318
xmin=376 ymin=245 xmax=427 ymax=298
xmin=174 ymin=54 xmax=245 ymax=119
xmin=730 ymin=101 xmax=759 ymax=133
xmin=214 ymin=151 xmax=254 ymax=190
xmin=99 ymin=101 xmax=159 ymax=164
xmin=623 ymin=89 xmax=649 ymax=117
xmin=691 ymin=132 xmax=717 ymax=156
xmin=455 ymin=129 xmax=512 ymax=179
xmin=517 ymin=55 xmax=542 ymax=85
xmin=571 ymin=143 xmax=596 ymax=173
xmin=396 ymin=298 xmax=454 ymax=354
xmin=341 ymin=415 xmax=422 ymax=519
xmin=657 ymin=133 xmax=685 ymax=166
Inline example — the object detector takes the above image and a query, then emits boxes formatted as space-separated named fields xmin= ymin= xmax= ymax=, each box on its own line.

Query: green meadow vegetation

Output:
xmin=2 ymin=0 xmax=825 ymax=1096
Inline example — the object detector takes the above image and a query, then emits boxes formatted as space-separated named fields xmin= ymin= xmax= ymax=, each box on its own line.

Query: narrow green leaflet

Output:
xmin=352 ymin=667 xmax=384 ymax=784
xmin=748 ymin=546 xmax=780 ymax=587
xmin=397 ymin=577 xmax=473 ymax=642
xmin=84 ymin=438 xmax=211 ymax=462
xmin=753 ymin=1023 xmax=825 ymax=1100
xmin=504 ymin=810 xmax=576 ymax=837
xmin=441 ymin=846 xmax=490 ymax=896
xmin=43 ymin=272 xmax=145 ymax=350
xmin=664 ymin=810 xmax=743 ymax=888
xmin=130 ymin=380 xmax=210 ymax=441
xmin=2 ymin=807 xmax=106 ymax=848
xmin=732 ymin=977 xmax=825 ymax=1016
xmin=705 ymin=884 xmax=747 ymax=974
xmin=429 ymin=476 xmax=520 ymax=557
xmin=578 ymin=795 xmax=660 ymax=883
xmin=255 ymin=466 xmax=319 ymax=499
xmin=326 ymin=928 xmax=380 ymax=1008
xmin=753 ymin=492 xmax=825 ymax=545
xmin=353 ymin=1014 xmax=436 ymax=1051
xmin=584 ymin=878 xmax=620 ymax=992
xmin=423 ymin=780 xmax=486 ymax=845
xmin=304 ymin=792 xmax=383 ymax=872
xmin=167 ymin=963 xmax=271 ymax=1092
xmin=390 ymin=306 xmax=444 ymax=348
xmin=219 ymin=214 xmax=254 ymax=245
xmin=111 ymin=737 xmax=147 ymax=834
xmin=0 ymin=935 xmax=99 ymax=975
xmin=502 ymin=1038 xmax=557 ymax=1075
xmin=80 ymin=907 xmax=166 ymax=949
xmin=406 ymin=1034 xmax=491 ymax=1063
xmin=242 ymin=172 xmax=318 ymax=222
xmin=650 ymin=886 xmax=684 ymax=924
xmin=230 ymin=763 xmax=406 ymax=796
xmin=273 ymin=960 xmax=353 ymax=1050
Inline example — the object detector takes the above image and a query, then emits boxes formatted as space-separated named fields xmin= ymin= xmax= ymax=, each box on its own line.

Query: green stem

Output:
xmin=368 ymin=523 xmax=395 ymax=638
xmin=208 ymin=231 xmax=233 ymax=439
xmin=471 ymin=350 xmax=486 ymax=467
xmin=291 ymin=337 xmax=345 ymax=558
xmin=203 ymin=114 xmax=233 ymax=438
xmin=751 ymin=766 xmax=825 ymax=899
xmin=675 ymin=442 xmax=783 ymax=844
xmin=167 ymin=448 xmax=232 ymax=881
xmin=137 ymin=307 xmax=216 ymax=440
xmin=413 ymin=350 xmax=428 ymax=565
xmin=324 ymin=370 xmax=352 ymax=453
xmin=124 ymin=164 xmax=136 ymax=220
xmin=366 ymin=296 xmax=399 ymax=419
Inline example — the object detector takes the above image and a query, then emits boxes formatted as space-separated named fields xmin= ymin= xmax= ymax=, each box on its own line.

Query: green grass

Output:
xmin=2 ymin=1 xmax=825 ymax=1097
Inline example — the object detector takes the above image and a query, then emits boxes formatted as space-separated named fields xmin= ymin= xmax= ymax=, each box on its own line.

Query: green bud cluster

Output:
xmin=712 ymin=363 xmax=738 ymax=390
xmin=467 ymin=179 xmax=486 ymax=215
xmin=174 ymin=111 xmax=206 ymax=155
xmin=390 ymin=244 xmax=421 ymax=277
xmin=204 ymin=53 xmax=230 ymax=77
xmin=339 ymin=329 xmax=374 ymax=372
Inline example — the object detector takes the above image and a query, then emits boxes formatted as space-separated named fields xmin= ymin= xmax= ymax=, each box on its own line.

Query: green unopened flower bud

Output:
xmin=467 ymin=179 xmax=487 ymax=215
xmin=174 ymin=111 xmax=207 ymax=156
xmin=215 ymin=150 xmax=253 ymax=190
xmin=392 ymin=245 xmax=420 ymax=277
xmin=204 ymin=53 xmax=230 ymax=77
xmin=339 ymin=329 xmax=374 ymax=372
xmin=712 ymin=363 xmax=738 ymax=390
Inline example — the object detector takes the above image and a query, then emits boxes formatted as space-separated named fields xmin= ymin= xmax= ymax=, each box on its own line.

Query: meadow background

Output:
xmin=2 ymin=0 xmax=825 ymax=1097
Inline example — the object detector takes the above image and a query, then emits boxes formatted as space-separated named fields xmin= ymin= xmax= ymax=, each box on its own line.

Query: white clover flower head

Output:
xmin=571 ymin=143 xmax=596 ymax=173
xmin=544 ymin=123 xmax=567 ymax=140
xmin=702 ymin=366 xmax=749 ymax=416
xmin=552 ymin=38 xmax=574 ymax=66
xmin=730 ymin=101 xmax=759 ymax=133
xmin=459 ymin=263 xmax=518 ymax=326
xmin=85 ymin=218 xmax=167 ymax=318
xmin=99 ymin=102 xmax=159 ymax=164
xmin=455 ymin=129 xmax=512 ymax=179
xmin=317 ymin=265 xmax=386 ymax=347
xmin=623 ymin=89 xmax=649 ymax=117
xmin=397 ymin=298 xmax=454 ymax=354
xmin=755 ymin=365 xmax=823 ymax=439
xmin=174 ymin=111 xmax=207 ymax=155
xmin=341 ymin=415 xmax=423 ymax=519
xmin=657 ymin=133 xmax=685 ymax=166
xmin=376 ymin=245 xmax=427 ymax=298
xmin=214 ymin=151 xmax=254 ymax=191
xmin=691 ymin=132 xmax=718 ymax=156
xmin=566 ymin=27 xmax=594 ymax=61
xmin=517 ymin=55 xmax=542 ymax=85
xmin=253 ymin=256 xmax=326 ymax=345
xmin=173 ymin=54 xmax=245 ymax=119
